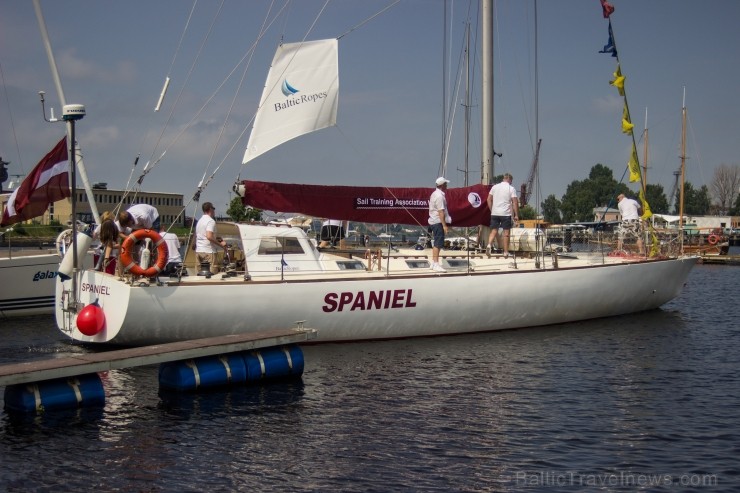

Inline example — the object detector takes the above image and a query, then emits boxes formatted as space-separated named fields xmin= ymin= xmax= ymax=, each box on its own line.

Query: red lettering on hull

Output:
xmin=322 ymin=289 xmax=416 ymax=312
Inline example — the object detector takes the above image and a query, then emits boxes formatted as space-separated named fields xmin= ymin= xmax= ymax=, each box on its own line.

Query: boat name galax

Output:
xmin=322 ymin=289 xmax=416 ymax=312
xmin=33 ymin=270 xmax=59 ymax=282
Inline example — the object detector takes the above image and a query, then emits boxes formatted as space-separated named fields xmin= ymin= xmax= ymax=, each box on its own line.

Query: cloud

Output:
xmin=592 ymin=93 xmax=622 ymax=114
xmin=58 ymin=49 xmax=137 ymax=84
xmin=85 ymin=125 xmax=120 ymax=147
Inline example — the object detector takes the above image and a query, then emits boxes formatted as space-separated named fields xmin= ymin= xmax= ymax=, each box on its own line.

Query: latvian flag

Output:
xmin=1 ymin=137 xmax=70 ymax=226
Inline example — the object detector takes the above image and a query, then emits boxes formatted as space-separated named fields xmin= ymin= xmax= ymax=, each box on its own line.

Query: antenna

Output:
xmin=39 ymin=91 xmax=58 ymax=122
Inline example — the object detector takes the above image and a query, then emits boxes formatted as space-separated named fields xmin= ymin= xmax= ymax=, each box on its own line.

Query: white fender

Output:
xmin=58 ymin=232 xmax=93 ymax=281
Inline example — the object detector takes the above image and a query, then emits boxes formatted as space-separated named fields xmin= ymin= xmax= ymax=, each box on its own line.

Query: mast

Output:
xmin=679 ymin=87 xmax=687 ymax=251
xmin=464 ymin=22 xmax=471 ymax=187
xmin=442 ymin=1 xmax=448 ymax=176
xmin=480 ymin=0 xmax=494 ymax=185
xmin=33 ymin=0 xmax=100 ymax=225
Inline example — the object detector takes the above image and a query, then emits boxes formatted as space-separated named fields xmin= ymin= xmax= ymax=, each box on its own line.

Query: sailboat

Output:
xmin=54 ymin=1 xmax=696 ymax=346
xmin=1 ymin=1 xmax=98 ymax=318
xmin=649 ymin=91 xmax=730 ymax=257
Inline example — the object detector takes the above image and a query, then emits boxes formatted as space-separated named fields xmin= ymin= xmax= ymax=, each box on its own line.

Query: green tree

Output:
xmin=541 ymin=194 xmax=562 ymax=224
xmin=519 ymin=204 xmax=537 ymax=220
xmin=560 ymin=164 xmax=628 ymax=222
xmin=644 ymin=183 xmax=669 ymax=214
xmin=226 ymin=197 xmax=262 ymax=222
xmin=675 ymin=182 xmax=711 ymax=215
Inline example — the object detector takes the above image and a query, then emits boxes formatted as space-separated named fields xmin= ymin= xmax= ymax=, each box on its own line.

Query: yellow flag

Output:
xmin=621 ymin=104 xmax=634 ymax=134
xmin=638 ymin=180 xmax=658 ymax=257
xmin=622 ymin=118 xmax=634 ymax=134
xmin=638 ymin=188 xmax=652 ymax=220
xmin=628 ymin=143 xmax=640 ymax=182
xmin=610 ymin=65 xmax=625 ymax=96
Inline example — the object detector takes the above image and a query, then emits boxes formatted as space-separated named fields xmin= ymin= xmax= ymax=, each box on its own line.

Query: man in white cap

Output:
xmin=428 ymin=177 xmax=452 ymax=272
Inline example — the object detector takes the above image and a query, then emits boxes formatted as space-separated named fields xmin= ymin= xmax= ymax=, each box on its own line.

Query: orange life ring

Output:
xmin=707 ymin=234 xmax=720 ymax=245
xmin=120 ymin=229 xmax=168 ymax=277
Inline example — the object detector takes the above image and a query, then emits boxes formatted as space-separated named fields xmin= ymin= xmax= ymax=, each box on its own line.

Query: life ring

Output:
xmin=120 ymin=229 xmax=168 ymax=277
xmin=707 ymin=234 xmax=720 ymax=245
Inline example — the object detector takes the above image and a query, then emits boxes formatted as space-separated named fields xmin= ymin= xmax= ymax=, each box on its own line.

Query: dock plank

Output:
xmin=699 ymin=255 xmax=740 ymax=266
xmin=0 ymin=328 xmax=317 ymax=387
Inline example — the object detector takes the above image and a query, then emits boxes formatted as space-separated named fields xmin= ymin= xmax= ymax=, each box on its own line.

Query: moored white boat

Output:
xmin=54 ymin=1 xmax=698 ymax=346
xmin=1 ymin=247 xmax=96 ymax=317
xmin=56 ymin=221 xmax=697 ymax=345
xmin=1 ymin=250 xmax=62 ymax=316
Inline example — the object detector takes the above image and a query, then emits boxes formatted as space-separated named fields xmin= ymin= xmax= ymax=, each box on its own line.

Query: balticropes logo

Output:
xmin=281 ymin=79 xmax=299 ymax=97
xmin=274 ymin=78 xmax=329 ymax=112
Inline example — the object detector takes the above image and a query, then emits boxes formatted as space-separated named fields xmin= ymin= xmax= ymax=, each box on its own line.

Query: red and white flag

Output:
xmin=1 ymin=137 xmax=70 ymax=226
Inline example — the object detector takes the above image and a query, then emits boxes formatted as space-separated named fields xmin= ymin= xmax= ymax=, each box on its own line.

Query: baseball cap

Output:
xmin=435 ymin=177 xmax=450 ymax=186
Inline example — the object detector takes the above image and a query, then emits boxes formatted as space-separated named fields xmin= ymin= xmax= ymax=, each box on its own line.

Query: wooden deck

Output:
xmin=699 ymin=254 xmax=740 ymax=266
xmin=0 ymin=327 xmax=317 ymax=387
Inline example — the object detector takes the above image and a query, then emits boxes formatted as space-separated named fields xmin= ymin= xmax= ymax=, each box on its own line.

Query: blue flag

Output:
xmin=599 ymin=23 xmax=617 ymax=57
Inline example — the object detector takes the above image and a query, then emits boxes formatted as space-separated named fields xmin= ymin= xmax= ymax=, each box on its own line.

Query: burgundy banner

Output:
xmin=239 ymin=180 xmax=492 ymax=227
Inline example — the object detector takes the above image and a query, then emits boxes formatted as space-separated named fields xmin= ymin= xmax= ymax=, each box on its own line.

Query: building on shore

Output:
xmin=1 ymin=183 xmax=185 ymax=228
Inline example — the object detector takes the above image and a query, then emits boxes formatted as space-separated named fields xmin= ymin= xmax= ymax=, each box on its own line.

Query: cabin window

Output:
xmin=257 ymin=236 xmax=305 ymax=255
xmin=405 ymin=260 xmax=431 ymax=269
xmin=445 ymin=259 xmax=472 ymax=269
xmin=336 ymin=261 xmax=365 ymax=270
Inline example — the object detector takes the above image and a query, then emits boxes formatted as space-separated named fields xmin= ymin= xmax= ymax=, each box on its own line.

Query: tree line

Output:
xmin=535 ymin=163 xmax=740 ymax=224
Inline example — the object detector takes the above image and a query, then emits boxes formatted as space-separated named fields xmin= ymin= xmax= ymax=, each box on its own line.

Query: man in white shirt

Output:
xmin=486 ymin=173 xmax=519 ymax=258
xmin=117 ymin=203 xmax=160 ymax=239
xmin=157 ymin=226 xmax=183 ymax=275
xmin=195 ymin=202 xmax=227 ymax=275
xmin=428 ymin=177 xmax=452 ymax=272
xmin=617 ymin=193 xmax=644 ymax=253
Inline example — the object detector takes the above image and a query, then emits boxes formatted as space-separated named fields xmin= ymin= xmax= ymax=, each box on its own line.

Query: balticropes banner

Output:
xmin=243 ymin=39 xmax=339 ymax=164
xmin=238 ymin=180 xmax=492 ymax=227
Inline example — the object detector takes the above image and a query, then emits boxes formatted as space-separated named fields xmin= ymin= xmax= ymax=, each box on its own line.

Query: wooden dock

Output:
xmin=699 ymin=254 xmax=740 ymax=266
xmin=0 ymin=328 xmax=317 ymax=387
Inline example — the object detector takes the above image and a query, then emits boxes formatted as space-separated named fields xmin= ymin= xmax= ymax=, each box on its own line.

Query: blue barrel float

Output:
xmin=243 ymin=345 xmax=304 ymax=382
xmin=4 ymin=373 xmax=105 ymax=413
xmin=159 ymin=345 xmax=304 ymax=392
xmin=159 ymin=353 xmax=247 ymax=391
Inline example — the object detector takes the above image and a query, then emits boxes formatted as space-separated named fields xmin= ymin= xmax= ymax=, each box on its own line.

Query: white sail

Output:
xmin=242 ymin=38 xmax=339 ymax=164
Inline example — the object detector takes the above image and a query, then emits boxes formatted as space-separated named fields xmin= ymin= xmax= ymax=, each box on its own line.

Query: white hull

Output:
xmin=1 ymin=252 xmax=62 ymax=316
xmin=55 ymin=224 xmax=696 ymax=345
xmin=2 ymin=249 xmax=94 ymax=317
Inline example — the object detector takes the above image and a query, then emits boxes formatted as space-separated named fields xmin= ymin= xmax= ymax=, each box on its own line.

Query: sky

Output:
xmin=1 ymin=0 xmax=739 ymax=216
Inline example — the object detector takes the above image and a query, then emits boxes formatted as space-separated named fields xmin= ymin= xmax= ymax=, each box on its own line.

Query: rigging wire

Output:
xmin=127 ymin=0 xmax=287 ymax=217
xmin=336 ymin=0 xmax=400 ymax=41
xmin=120 ymin=0 xmax=201 ymax=214
xmin=128 ymin=0 xmax=227 ymax=200
xmin=200 ymin=0 xmax=283 ymax=196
